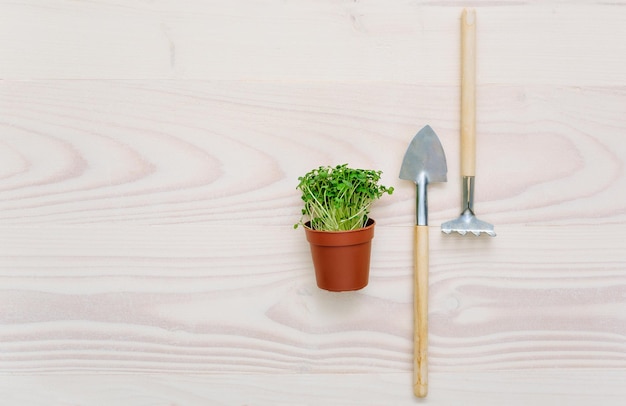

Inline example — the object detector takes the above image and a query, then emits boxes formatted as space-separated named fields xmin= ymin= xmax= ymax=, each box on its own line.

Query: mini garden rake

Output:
xmin=441 ymin=8 xmax=495 ymax=237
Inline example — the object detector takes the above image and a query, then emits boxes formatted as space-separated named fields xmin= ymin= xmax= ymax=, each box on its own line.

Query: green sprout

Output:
xmin=295 ymin=164 xmax=394 ymax=231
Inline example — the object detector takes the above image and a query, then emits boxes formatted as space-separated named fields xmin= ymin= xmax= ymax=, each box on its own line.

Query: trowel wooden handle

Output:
xmin=461 ymin=8 xmax=476 ymax=177
xmin=413 ymin=225 xmax=429 ymax=397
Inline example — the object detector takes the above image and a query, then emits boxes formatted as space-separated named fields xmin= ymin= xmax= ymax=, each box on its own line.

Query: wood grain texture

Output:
xmin=2 ymin=1 xmax=626 ymax=403
xmin=1 ymin=2 xmax=626 ymax=84
xmin=1 ymin=225 xmax=624 ymax=375
xmin=1 ymin=371 xmax=625 ymax=406
xmin=1 ymin=81 xmax=625 ymax=226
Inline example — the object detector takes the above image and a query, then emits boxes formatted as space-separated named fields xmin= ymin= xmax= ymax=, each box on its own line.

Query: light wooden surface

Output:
xmin=2 ymin=1 xmax=626 ymax=86
xmin=1 ymin=0 xmax=626 ymax=404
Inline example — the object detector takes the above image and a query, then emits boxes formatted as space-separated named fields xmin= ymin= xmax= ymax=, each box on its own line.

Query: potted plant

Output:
xmin=295 ymin=164 xmax=394 ymax=291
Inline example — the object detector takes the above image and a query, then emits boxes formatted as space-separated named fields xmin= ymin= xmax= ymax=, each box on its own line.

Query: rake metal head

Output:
xmin=441 ymin=209 xmax=496 ymax=237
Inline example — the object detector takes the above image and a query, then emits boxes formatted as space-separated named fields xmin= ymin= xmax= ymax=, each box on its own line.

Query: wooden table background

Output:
xmin=1 ymin=1 xmax=625 ymax=404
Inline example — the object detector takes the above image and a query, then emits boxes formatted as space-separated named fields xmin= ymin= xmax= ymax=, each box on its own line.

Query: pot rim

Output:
xmin=303 ymin=218 xmax=375 ymax=246
xmin=303 ymin=218 xmax=375 ymax=234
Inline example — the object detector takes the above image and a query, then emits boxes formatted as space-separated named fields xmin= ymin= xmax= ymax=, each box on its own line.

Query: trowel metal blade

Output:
xmin=399 ymin=125 xmax=448 ymax=184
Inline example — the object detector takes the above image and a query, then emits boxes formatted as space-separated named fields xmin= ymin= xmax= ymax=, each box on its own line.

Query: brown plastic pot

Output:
xmin=304 ymin=218 xmax=376 ymax=292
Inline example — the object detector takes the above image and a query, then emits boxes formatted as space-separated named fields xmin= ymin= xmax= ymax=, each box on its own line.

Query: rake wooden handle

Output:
xmin=461 ymin=8 xmax=476 ymax=177
xmin=414 ymin=225 xmax=429 ymax=398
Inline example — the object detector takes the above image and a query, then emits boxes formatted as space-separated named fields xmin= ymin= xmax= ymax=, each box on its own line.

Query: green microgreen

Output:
xmin=294 ymin=164 xmax=394 ymax=231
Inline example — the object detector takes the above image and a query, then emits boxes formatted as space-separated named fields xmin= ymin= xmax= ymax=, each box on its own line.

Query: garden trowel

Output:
xmin=399 ymin=124 xmax=447 ymax=398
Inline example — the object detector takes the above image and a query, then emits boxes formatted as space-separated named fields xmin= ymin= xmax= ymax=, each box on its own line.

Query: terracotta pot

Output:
xmin=304 ymin=218 xmax=375 ymax=292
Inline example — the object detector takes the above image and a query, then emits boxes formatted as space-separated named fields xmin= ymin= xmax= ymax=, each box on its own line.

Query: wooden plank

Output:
xmin=1 ymin=225 xmax=624 ymax=374
xmin=0 ymin=371 xmax=625 ymax=405
xmin=0 ymin=81 xmax=625 ymax=226
xmin=1 ymin=1 xmax=624 ymax=403
xmin=1 ymin=2 xmax=625 ymax=84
